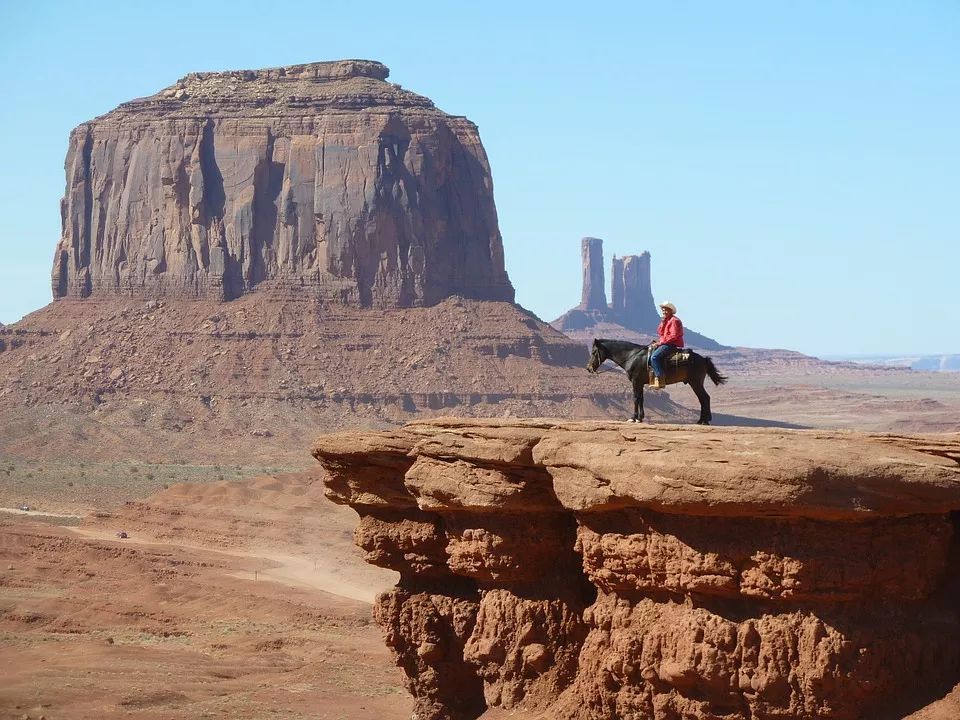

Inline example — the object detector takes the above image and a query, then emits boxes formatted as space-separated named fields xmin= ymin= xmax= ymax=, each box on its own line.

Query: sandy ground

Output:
xmin=0 ymin=472 xmax=410 ymax=720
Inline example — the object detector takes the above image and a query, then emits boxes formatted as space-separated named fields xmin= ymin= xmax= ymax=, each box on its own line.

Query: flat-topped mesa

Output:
xmin=313 ymin=419 xmax=960 ymax=720
xmin=52 ymin=59 xmax=514 ymax=307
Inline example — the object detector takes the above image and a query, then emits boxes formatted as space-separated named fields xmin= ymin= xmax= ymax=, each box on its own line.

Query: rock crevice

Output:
xmin=313 ymin=419 xmax=960 ymax=720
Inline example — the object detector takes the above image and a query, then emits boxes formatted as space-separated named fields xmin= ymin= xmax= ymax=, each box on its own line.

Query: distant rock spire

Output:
xmin=580 ymin=237 xmax=607 ymax=310
xmin=610 ymin=255 xmax=625 ymax=312
xmin=619 ymin=252 xmax=660 ymax=329
xmin=554 ymin=239 xmax=723 ymax=349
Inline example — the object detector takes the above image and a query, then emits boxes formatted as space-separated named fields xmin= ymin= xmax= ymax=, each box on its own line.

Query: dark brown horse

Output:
xmin=586 ymin=338 xmax=727 ymax=424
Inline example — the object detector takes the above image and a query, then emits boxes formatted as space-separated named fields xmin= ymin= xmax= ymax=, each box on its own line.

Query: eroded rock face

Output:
xmin=52 ymin=59 xmax=513 ymax=307
xmin=313 ymin=419 xmax=960 ymax=720
xmin=580 ymin=237 xmax=606 ymax=311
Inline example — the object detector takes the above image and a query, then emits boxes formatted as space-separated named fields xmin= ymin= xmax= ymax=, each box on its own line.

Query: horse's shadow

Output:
xmin=705 ymin=413 xmax=809 ymax=429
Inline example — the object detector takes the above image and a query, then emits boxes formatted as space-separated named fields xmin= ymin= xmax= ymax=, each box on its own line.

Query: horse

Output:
xmin=586 ymin=338 xmax=727 ymax=424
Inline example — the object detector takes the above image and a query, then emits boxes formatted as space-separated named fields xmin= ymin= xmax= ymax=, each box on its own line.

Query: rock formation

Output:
xmin=611 ymin=252 xmax=659 ymax=329
xmin=0 ymin=295 xmax=708 ymax=464
xmin=580 ymin=238 xmax=606 ymax=311
xmin=314 ymin=419 xmax=960 ymax=720
xmin=1 ymin=61 xmax=723 ymax=464
xmin=51 ymin=60 xmax=514 ymax=308
xmin=554 ymin=238 xmax=721 ymax=349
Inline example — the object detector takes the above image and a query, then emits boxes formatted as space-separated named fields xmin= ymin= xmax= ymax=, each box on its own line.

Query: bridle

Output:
xmin=586 ymin=347 xmax=617 ymax=374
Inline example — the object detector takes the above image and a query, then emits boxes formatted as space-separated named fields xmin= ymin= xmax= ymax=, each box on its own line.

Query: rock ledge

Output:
xmin=313 ymin=419 xmax=960 ymax=720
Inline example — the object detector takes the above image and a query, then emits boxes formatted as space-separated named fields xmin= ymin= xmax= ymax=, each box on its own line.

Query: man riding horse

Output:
xmin=650 ymin=301 xmax=682 ymax=388
xmin=586 ymin=301 xmax=727 ymax=423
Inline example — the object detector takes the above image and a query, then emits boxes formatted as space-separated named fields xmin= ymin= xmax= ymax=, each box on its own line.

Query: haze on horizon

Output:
xmin=0 ymin=1 xmax=956 ymax=357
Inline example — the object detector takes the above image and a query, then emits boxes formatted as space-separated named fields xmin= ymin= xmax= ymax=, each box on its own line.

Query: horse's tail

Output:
xmin=704 ymin=357 xmax=728 ymax=386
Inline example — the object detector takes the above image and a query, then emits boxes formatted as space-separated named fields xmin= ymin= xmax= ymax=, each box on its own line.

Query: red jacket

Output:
xmin=658 ymin=316 xmax=684 ymax=347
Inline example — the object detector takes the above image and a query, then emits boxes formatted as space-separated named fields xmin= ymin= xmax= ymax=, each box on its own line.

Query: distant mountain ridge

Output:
xmin=822 ymin=354 xmax=960 ymax=372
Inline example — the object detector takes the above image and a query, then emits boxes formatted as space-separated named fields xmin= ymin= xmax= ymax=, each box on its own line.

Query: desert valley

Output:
xmin=1 ymin=58 xmax=959 ymax=720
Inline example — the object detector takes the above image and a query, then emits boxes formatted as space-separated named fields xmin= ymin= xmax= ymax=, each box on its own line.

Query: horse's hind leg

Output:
xmin=691 ymin=377 xmax=711 ymax=424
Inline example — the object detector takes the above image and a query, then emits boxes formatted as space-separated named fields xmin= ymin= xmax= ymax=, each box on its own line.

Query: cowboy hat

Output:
xmin=659 ymin=302 xmax=677 ymax=313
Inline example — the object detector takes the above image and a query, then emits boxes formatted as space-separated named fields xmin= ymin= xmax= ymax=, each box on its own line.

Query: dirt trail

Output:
xmin=69 ymin=526 xmax=390 ymax=603
xmin=0 ymin=506 xmax=82 ymax=520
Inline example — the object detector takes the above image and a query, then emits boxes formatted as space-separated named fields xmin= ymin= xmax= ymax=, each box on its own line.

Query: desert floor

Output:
xmin=2 ymin=365 xmax=959 ymax=719
xmin=0 ymin=472 xmax=411 ymax=720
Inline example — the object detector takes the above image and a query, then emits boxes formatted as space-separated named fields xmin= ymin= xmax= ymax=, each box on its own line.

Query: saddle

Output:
xmin=646 ymin=347 xmax=692 ymax=384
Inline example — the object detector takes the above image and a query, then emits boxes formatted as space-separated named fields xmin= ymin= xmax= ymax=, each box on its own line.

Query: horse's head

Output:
xmin=586 ymin=339 xmax=605 ymax=373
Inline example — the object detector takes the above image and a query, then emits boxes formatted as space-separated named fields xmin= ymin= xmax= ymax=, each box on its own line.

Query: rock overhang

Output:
xmin=314 ymin=418 xmax=960 ymax=520
xmin=312 ymin=418 xmax=960 ymax=719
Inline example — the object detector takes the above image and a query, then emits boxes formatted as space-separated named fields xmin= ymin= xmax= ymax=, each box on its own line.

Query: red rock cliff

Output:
xmin=52 ymin=60 xmax=514 ymax=307
xmin=313 ymin=419 xmax=960 ymax=720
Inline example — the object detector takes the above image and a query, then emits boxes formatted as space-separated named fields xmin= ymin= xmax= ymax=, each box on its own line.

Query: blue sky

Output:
xmin=1 ymin=1 xmax=957 ymax=355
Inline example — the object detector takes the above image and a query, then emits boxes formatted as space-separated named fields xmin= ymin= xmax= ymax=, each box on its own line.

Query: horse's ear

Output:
xmin=592 ymin=339 xmax=598 ymax=347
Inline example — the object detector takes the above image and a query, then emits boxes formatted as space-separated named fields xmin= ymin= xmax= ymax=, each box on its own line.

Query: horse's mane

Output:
xmin=596 ymin=338 xmax=647 ymax=353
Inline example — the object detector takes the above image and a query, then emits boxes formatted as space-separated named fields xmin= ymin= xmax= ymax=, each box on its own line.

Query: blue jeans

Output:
xmin=650 ymin=344 xmax=677 ymax=378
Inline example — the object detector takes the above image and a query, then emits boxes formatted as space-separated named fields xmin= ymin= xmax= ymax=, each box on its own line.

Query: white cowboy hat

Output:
xmin=659 ymin=302 xmax=677 ymax=313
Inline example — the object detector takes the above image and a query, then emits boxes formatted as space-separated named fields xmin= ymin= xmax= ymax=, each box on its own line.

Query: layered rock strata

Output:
xmin=52 ymin=59 xmax=513 ymax=307
xmin=313 ymin=419 xmax=960 ymax=720
xmin=1 ymin=296 xmax=706 ymax=464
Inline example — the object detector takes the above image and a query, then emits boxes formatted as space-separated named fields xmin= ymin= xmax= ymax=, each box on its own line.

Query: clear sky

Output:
xmin=1 ymin=1 xmax=957 ymax=355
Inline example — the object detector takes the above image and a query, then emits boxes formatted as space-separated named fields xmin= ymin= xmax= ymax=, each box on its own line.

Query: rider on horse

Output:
xmin=649 ymin=302 xmax=683 ymax=389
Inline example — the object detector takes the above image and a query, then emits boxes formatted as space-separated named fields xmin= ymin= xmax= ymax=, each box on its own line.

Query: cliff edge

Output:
xmin=313 ymin=419 xmax=960 ymax=720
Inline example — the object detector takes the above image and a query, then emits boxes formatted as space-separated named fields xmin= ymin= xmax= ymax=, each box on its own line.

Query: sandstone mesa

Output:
xmin=52 ymin=59 xmax=513 ymax=308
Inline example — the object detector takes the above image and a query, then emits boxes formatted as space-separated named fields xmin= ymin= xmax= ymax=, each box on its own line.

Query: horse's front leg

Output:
xmin=631 ymin=379 xmax=645 ymax=422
